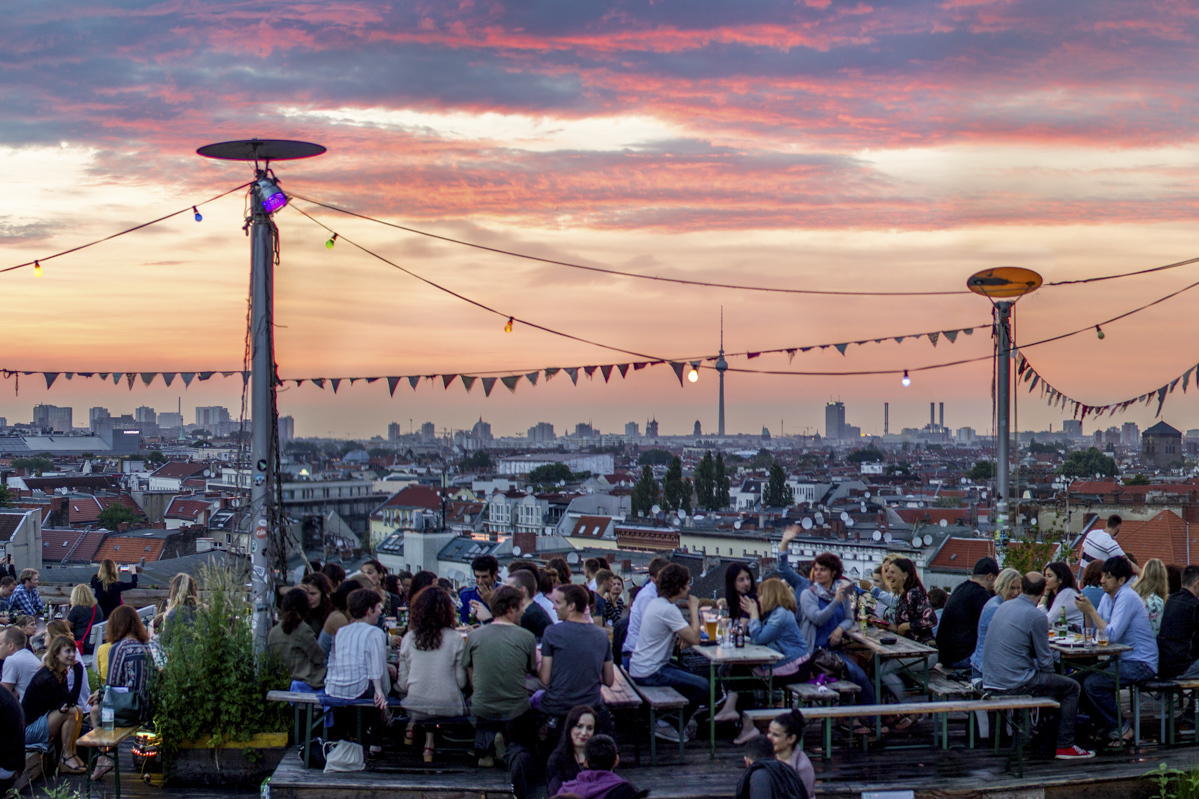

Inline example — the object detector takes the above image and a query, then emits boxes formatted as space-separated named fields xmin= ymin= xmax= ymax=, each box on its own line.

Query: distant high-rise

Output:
xmin=824 ymin=402 xmax=846 ymax=440
xmin=89 ymin=407 xmax=111 ymax=432
xmin=939 ymin=403 xmax=944 ymax=431
xmin=625 ymin=421 xmax=640 ymax=437
xmin=1063 ymin=419 xmax=1083 ymax=439
xmin=33 ymin=404 xmax=72 ymax=432
xmin=573 ymin=422 xmax=596 ymax=439
xmin=387 ymin=422 xmax=401 ymax=441
xmin=1121 ymin=422 xmax=1140 ymax=448
xmin=646 ymin=418 xmax=659 ymax=438
xmin=134 ymin=406 xmax=157 ymax=426
xmin=195 ymin=406 xmax=231 ymax=427
xmin=528 ymin=422 xmax=556 ymax=442
xmin=157 ymin=411 xmax=183 ymax=429
xmin=278 ymin=415 xmax=295 ymax=445
xmin=471 ymin=418 xmax=493 ymax=441
xmin=694 ymin=420 xmax=702 ymax=436
xmin=420 ymin=422 xmax=436 ymax=443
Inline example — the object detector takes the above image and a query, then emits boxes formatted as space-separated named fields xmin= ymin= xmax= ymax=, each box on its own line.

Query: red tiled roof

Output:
xmin=68 ymin=497 xmax=103 ymax=525
xmin=928 ymin=538 xmax=996 ymax=573
xmin=150 ymin=462 xmax=208 ymax=479
xmin=379 ymin=484 xmax=443 ymax=510
xmin=571 ymin=515 xmax=612 ymax=537
xmin=165 ymin=497 xmax=212 ymax=521
xmin=1114 ymin=510 xmax=1195 ymax=566
xmin=894 ymin=508 xmax=971 ymax=525
xmin=71 ymin=531 xmax=110 ymax=564
xmin=41 ymin=529 xmax=87 ymax=564
xmin=94 ymin=536 xmax=166 ymax=564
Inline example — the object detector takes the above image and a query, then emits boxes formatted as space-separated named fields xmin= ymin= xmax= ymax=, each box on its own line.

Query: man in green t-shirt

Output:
xmin=464 ymin=586 xmax=538 ymax=767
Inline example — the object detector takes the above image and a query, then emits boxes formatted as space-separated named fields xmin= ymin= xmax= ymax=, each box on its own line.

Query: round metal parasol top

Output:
xmin=966 ymin=267 xmax=1043 ymax=299
xmin=196 ymin=139 xmax=326 ymax=161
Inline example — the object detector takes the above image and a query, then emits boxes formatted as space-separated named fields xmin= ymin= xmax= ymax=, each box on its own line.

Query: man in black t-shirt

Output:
xmin=1159 ymin=565 xmax=1199 ymax=679
xmin=936 ymin=557 xmax=999 ymax=670
xmin=505 ymin=569 xmax=552 ymax=639
xmin=0 ymin=679 xmax=24 ymax=792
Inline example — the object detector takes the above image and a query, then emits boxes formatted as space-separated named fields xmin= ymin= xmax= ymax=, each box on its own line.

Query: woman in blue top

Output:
xmin=969 ymin=568 xmax=1022 ymax=679
xmin=733 ymin=578 xmax=809 ymax=744
xmin=798 ymin=552 xmax=876 ymax=717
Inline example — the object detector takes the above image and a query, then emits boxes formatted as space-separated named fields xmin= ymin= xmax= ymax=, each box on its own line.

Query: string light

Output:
xmin=687 ymin=362 xmax=700 ymax=382
xmin=192 ymin=206 xmax=202 ymax=222
xmin=33 ymin=260 xmax=42 ymax=277
xmin=326 ymin=233 xmax=338 ymax=249
xmin=902 ymin=369 xmax=910 ymax=387
xmin=504 ymin=317 xmax=514 ymax=333
xmin=1095 ymin=324 xmax=1105 ymax=340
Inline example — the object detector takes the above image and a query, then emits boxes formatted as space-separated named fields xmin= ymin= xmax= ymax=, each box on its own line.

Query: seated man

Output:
xmin=324 ymin=588 xmax=392 ymax=751
xmin=0 ymin=576 xmax=15 ymax=618
xmin=936 ymin=557 xmax=998 ymax=670
xmin=464 ymin=586 xmax=538 ymax=767
xmin=628 ymin=563 xmax=708 ymax=742
xmin=1074 ymin=556 xmax=1158 ymax=744
xmin=8 ymin=569 xmax=44 ymax=617
xmin=1156 ymin=565 xmax=1199 ymax=679
xmin=980 ymin=572 xmax=1094 ymax=760
xmin=554 ymin=734 xmax=642 ymax=799
xmin=540 ymin=584 xmax=615 ymax=733
xmin=620 ymin=557 xmax=672 ymax=670
xmin=459 ymin=555 xmax=499 ymax=625
xmin=736 ymin=735 xmax=810 ymax=799
xmin=507 ymin=569 xmax=553 ymax=639
xmin=0 ymin=627 xmax=41 ymax=701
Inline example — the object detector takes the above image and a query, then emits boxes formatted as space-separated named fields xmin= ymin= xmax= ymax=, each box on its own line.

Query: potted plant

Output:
xmin=152 ymin=562 xmax=290 ymax=785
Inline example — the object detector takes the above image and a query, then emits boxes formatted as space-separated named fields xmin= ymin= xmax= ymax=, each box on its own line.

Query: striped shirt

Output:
xmin=1080 ymin=529 xmax=1124 ymax=572
xmin=324 ymin=622 xmax=389 ymax=700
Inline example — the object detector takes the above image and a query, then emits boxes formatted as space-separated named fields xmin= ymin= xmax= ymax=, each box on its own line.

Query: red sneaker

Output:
xmin=1055 ymin=744 xmax=1096 ymax=760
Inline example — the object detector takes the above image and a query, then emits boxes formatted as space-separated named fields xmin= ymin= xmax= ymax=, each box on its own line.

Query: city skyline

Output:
xmin=6 ymin=4 xmax=1199 ymax=439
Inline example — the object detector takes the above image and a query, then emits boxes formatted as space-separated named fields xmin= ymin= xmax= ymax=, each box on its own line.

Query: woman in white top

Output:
xmin=1133 ymin=558 xmax=1168 ymax=636
xmin=1039 ymin=562 xmax=1083 ymax=629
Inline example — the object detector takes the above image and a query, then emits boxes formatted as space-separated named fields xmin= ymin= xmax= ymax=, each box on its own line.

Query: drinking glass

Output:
xmin=1097 ymin=627 xmax=1110 ymax=646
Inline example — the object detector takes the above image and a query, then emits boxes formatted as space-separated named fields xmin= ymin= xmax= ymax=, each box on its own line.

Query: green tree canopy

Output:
xmin=715 ymin=452 xmax=731 ymax=509
xmin=631 ymin=465 xmax=660 ymax=516
xmin=145 ymin=450 xmax=167 ymax=465
xmin=98 ymin=504 xmax=139 ymax=530
xmin=968 ymin=460 xmax=994 ymax=480
xmin=763 ymin=463 xmax=793 ymax=507
xmin=846 ymin=447 xmax=886 ymax=464
xmin=750 ymin=448 xmax=774 ymax=469
xmin=662 ymin=456 xmax=685 ymax=512
xmin=529 ymin=462 xmax=573 ymax=484
xmin=0 ymin=485 xmax=13 ymax=508
xmin=1124 ymin=474 xmax=1150 ymax=486
xmin=638 ymin=449 xmax=674 ymax=466
xmin=459 ymin=451 xmax=493 ymax=470
xmin=694 ymin=452 xmax=716 ymax=510
xmin=1060 ymin=447 xmax=1117 ymax=478
xmin=11 ymin=456 xmax=53 ymax=475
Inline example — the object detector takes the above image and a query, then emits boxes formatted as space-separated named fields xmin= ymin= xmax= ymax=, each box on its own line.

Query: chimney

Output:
xmin=884 ymin=402 xmax=889 ymax=436
xmin=939 ymin=402 xmax=944 ymax=430
xmin=930 ymin=403 xmax=935 ymax=428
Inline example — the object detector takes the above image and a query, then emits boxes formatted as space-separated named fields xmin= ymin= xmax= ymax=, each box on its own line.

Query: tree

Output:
xmin=1060 ymin=447 xmax=1117 ymax=478
xmin=529 ymin=462 xmax=573 ymax=484
xmin=885 ymin=462 xmax=913 ymax=477
xmin=694 ymin=452 xmax=715 ymax=510
xmin=763 ymin=463 xmax=792 ymax=508
xmin=681 ymin=478 xmax=693 ymax=515
xmin=12 ymin=456 xmax=53 ymax=475
xmin=1027 ymin=440 xmax=1062 ymax=455
xmin=1002 ymin=541 xmax=1058 ymax=574
xmin=1124 ymin=474 xmax=1150 ymax=486
xmin=98 ymin=504 xmax=139 ymax=530
xmin=459 ymin=451 xmax=493 ymax=471
xmin=968 ymin=460 xmax=994 ymax=480
xmin=715 ymin=452 xmax=731 ymax=509
xmin=146 ymin=450 xmax=167 ymax=466
xmin=662 ymin=456 xmax=685 ymax=511
xmin=750 ymin=448 xmax=774 ymax=470
xmin=631 ymin=465 xmax=660 ymax=517
xmin=192 ymin=428 xmax=212 ymax=438
xmin=637 ymin=449 xmax=673 ymax=466
xmin=0 ymin=485 xmax=13 ymax=508
xmin=846 ymin=447 xmax=886 ymax=464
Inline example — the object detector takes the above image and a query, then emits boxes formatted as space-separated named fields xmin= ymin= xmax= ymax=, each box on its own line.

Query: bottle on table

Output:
xmin=1057 ymin=607 xmax=1069 ymax=640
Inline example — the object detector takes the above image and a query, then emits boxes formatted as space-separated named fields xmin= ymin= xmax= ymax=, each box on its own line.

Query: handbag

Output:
xmin=76 ymin=606 xmax=98 ymax=654
xmin=298 ymin=737 xmax=327 ymax=769
xmin=810 ymin=648 xmax=848 ymax=681
xmin=323 ymin=740 xmax=365 ymax=772
xmin=103 ymin=685 xmax=148 ymax=726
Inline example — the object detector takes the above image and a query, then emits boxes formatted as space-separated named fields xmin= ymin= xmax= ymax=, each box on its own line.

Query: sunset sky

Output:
xmin=5 ymin=1 xmax=1199 ymax=440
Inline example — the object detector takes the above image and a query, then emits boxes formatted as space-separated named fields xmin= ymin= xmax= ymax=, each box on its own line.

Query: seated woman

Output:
xmin=300 ymin=573 xmax=334 ymax=636
xmin=798 ymin=552 xmax=876 ymax=720
xmin=733 ymin=578 xmax=811 ymax=744
xmin=1039 ymin=562 xmax=1083 ymax=630
xmin=268 ymin=588 xmax=326 ymax=693
xmin=1133 ymin=558 xmax=1169 ymax=636
xmin=320 ymin=580 xmax=356 ymax=656
xmin=969 ymin=568 xmax=1022 ymax=679
xmin=21 ymin=634 xmax=89 ymax=775
xmin=545 ymin=704 xmax=597 ymax=796
xmin=713 ymin=562 xmax=760 ymax=722
xmin=67 ymin=583 xmax=102 ymax=656
xmin=88 ymin=606 xmax=153 ymax=782
xmin=876 ymin=558 xmax=938 ymax=728
xmin=397 ymin=586 xmax=467 ymax=763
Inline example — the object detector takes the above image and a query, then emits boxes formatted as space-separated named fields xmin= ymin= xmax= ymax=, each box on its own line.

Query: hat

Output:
xmin=972 ymin=557 xmax=1000 ymax=576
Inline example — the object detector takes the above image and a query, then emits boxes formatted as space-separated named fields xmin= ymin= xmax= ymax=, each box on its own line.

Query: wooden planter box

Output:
xmin=170 ymin=732 xmax=289 ymax=786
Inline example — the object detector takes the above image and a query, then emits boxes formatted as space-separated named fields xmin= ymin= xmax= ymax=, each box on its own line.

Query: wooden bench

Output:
xmin=1132 ymin=678 xmax=1199 ymax=746
xmin=785 ymin=680 xmax=861 ymax=708
xmin=266 ymin=690 xmax=410 ymax=767
xmin=928 ymin=672 xmax=977 ymax=700
xmin=744 ymin=696 xmax=1059 ymax=776
xmin=78 ymin=725 xmax=140 ymax=799
xmin=624 ymin=668 xmax=687 ymax=767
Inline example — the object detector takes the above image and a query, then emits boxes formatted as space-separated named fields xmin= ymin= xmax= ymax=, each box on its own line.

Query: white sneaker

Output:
xmin=654 ymin=725 xmax=690 ymax=743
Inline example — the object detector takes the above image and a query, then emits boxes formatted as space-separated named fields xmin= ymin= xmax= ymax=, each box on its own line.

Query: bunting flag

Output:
xmin=481 ymin=377 xmax=497 ymax=397
xmin=1018 ymin=352 xmax=1199 ymax=420
xmin=387 ymin=376 xmax=401 ymax=396
xmin=442 ymin=374 xmax=457 ymax=389
xmin=407 ymin=376 xmax=420 ymax=389
xmin=501 ymin=375 xmax=521 ymax=393
xmin=670 ymin=361 xmax=685 ymax=386
xmin=461 ymin=375 xmax=476 ymax=393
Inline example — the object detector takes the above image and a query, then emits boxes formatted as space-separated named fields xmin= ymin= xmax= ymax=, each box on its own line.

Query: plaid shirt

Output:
xmin=9 ymin=583 xmax=44 ymax=616
xmin=324 ymin=621 xmax=388 ymax=700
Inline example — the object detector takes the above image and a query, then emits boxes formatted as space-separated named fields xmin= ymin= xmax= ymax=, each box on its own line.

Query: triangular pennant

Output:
xmin=139 ymin=373 xmax=156 ymax=387
xmin=461 ymin=375 xmax=476 ymax=393
xmin=294 ymin=380 xmax=305 ymax=387
xmin=785 ymin=350 xmax=796 ymax=363
xmin=112 ymin=373 xmax=122 ymax=385
xmin=242 ymin=371 xmax=250 ymax=385
xmin=748 ymin=352 xmax=761 ymax=359
xmin=312 ymin=378 xmax=325 ymax=389
xmin=544 ymin=368 xmax=559 ymax=381
xmin=895 ymin=337 xmax=905 ymax=344
xmin=44 ymin=373 xmax=58 ymax=389
xmin=99 ymin=373 xmax=109 ymax=380
xmin=220 ymin=371 xmax=234 ymax=377
xmin=162 ymin=373 xmax=176 ymax=387
xmin=442 ymin=374 xmax=458 ymax=389
xmin=78 ymin=373 xmax=92 ymax=378
xmin=482 ymin=377 xmax=497 ymax=397
xmin=1170 ymin=378 xmax=1180 ymax=393
xmin=927 ymin=331 xmax=940 ymax=347
xmin=349 ymin=378 xmax=359 ymax=385
xmin=617 ymin=364 xmax=630 ymax=377
xmin=63 ymin=373 xmax=73 ymax=380
xmin=584 ymin=366 xmax=597 ymax=378
xmin=501 ymin=375 xmax=521 ymax=393
xmin=1028 ymin=375 xmax=1039 ymax=392
xmin=199 ymin=372 xmax=215 ymax=381
xmin=962 ymin=328 xmax=974 ymax=335
xmin=387 ymin=377 xmax=400 ymax=397
xmin=600 ymin=365 xmax=613 ymax=383
xmin=330 ymin=379 xmax=341 ymax=393
xmin=670 ymin=362 xmax=685 ymax=386
xmin=126 ymin=373 xmax=136 ymax=390
xmin=408 ymin=376 xmax=420 ymax=389
xmin=1157 ymin=386 xmax=1169 ymax=417
xmin=525 ymin=372 xmax=539 ymax=386
xmin=365 ymin=377 xmax=379 ymax=384
xmin=943 ymin=330 xmax=958 ymax=343
xmin=834 ymin=343 xmax=848 ymax=355
xmin=633 ymin=362 xmax=648 ymax=370
xmin=566 ymin=367 xmax=579 ymax=385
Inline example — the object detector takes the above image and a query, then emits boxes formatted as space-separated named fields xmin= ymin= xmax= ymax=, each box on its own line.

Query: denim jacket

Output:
xmin=749 ymin=605 xmax=809 ymax=669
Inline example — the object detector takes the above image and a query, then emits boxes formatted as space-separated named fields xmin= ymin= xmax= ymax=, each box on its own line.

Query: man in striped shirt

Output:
xmin=326 ymin=589 xmax=391 ymax=712
xmin=1079 ymin=515 xmax=1140 ymax=579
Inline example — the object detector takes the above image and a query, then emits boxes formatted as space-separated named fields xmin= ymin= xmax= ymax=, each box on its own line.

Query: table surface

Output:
xmin=603 ymin=667 xmax=643 ymax=708
xmin=1049 ymin=641 xmax=1132 ymax=657
xmin=691 ymin=642 xmax=783 ymax=664
xmin=846 ymin=627 xmax=938 ymax=657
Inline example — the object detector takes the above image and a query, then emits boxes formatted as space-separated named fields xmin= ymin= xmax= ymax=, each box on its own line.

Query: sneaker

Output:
xmin=1055 ymin=745 xmax=1096 ymax=760
xmin=478 ymin=756 xmax=495 ymax=768
xmin=654 ymin=725 xmax=690 ymax=743
xmin=493 ymin=732 xmax=506 ymax=762
xmin=685 ymin=719 xmax=698 ymax=737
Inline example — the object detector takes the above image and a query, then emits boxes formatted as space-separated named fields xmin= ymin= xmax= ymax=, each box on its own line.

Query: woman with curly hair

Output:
xmin=397 ymin=586 xmax=467 ymax=762
xmin=1133 ymin=558 xmax=1169 ymax=635
xmin=299 ymin=572 xmax=334 ymax=634
xmin=878 ymin=558 xmax=938 ymax=727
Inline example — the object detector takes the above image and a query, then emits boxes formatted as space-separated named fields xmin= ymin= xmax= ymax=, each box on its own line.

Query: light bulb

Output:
xmin=255 ymin=175 xmax=287 ymax=213
xmin=33 ymin=260 xmax=42 ymax=277
xmin=192 ymin=206 xmax=202 ymax=222
xmin=326 ymin=234 xmax=338 ymax=249
xmin=687 ymin=367 xmax=699 ymax=383
xmin=1095 ymin=325 xmax=1105 ymax=340
xmin=901 ymin=369 xmax=910 ymax=387
xmin=504 ymin=316 xmax=514 ymax=333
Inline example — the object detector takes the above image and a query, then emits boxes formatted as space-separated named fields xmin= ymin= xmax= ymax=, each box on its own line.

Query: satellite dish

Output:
xmin=558 ymin=479 xmax=566 ymax=487
xmin=802 ymin=518 xmax=813 ymax=530
xmin=939 ymin=519 xmax=948 ymax=528
xmin=652 ymin=504 xmax=661 ymax=515
xmin=512 ymin=545 xmax=522 ymax=556
xmin=923 ymin=535 xmax=934 ymax=546
xmin=567 ymin=552 xmax=579 ymax=564
xmin=883 ymin=532 xmax=893 ymax=543
xmin=655 ymin=512 xmax=665 ymax=521
xmin=678 ymin=509 xmax=686 ymax=519
xmin=840 ymin=512 xmax=849 ymax=522
xmin=872 ymin=531 xmax=882 ymax=541
xmin=846 ymin=518 xmax=855 ymax=527
xmin=918 ymin=502 xmax=926 ymax=508
xmin=864 ymin=491 xmax=871 ymax=499
xmin=734 ymin=521 xmax=742 ymax=530
xmin=815 ymin=513 xmax=825 ymax=525
xmin=860 ymin=503 xmax=867 ymax=513
xmin=230 ymin=498 xmax=241 ymax=508
xmin=671 ymin=517 xmax=681 ymax=527
xmin=203 ymin=469 xmax=212 ymax=477
xmin=913 ymin=538 xmax=924 ymax=548
xmin=525 ymin=486 xmax=534 ymax=493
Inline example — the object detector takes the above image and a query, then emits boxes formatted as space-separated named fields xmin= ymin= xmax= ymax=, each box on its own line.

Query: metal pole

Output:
xmin=249 ymin=176 xmax=277 ymax=654
xmin=995 ymin=301 xmax=1013 ymax=541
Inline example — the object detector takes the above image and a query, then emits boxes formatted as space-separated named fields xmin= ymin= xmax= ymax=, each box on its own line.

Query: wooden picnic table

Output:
xmin=1050 ymin=638 xmax=1132 ymax=735
xmin=691 ymin=643 xmax=782 ymax=758
xmin=846 ymin=626 xmax=938 ymax=734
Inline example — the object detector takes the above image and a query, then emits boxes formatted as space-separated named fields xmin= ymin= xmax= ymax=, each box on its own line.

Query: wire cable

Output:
xmin=0 ymin=182 xmax=252 ymax=275
xmin=1045 ymin=255 xmax=1199 ymax=286
xmin=289 ymin=193 xmax=972 ymax=297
